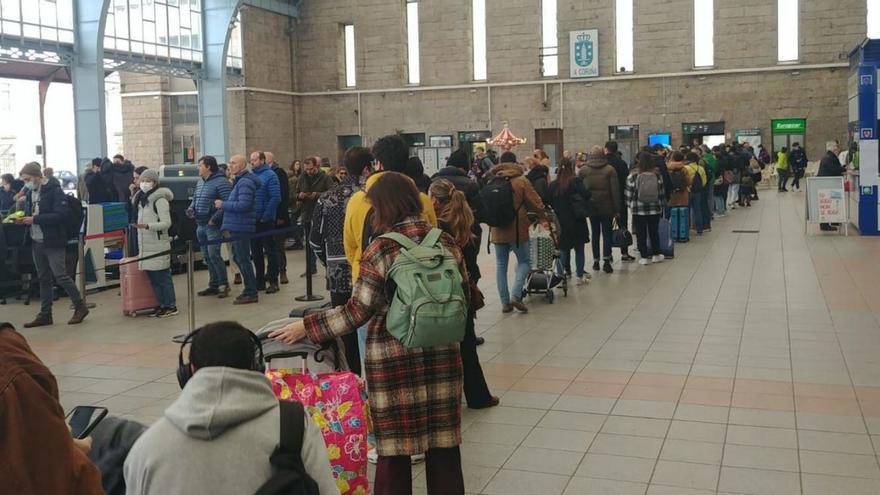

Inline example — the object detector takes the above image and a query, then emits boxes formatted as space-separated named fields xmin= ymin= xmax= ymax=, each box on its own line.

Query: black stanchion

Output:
xmin=295 ymin=238 xmax=323 ymax=303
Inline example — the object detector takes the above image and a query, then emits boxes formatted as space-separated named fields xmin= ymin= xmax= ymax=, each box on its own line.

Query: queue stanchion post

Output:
xmin=186 ymin=240 xmax=196 ymax=333
xmin=77 ymin=234 xmax=95 ymax=309
xmin=295 ymin=227 xmax=323 ymax=303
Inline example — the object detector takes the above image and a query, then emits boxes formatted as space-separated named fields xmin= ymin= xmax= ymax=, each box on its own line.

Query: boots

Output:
xmin=280 ymin=271 xmax=289 ymax=284
xmin=234 ymin=273 xmax=242 ymax=285
xmin=24 ymin=314 xmax=53 ymax=328
xmin=68 ymin=304 xmax=90 ymax=325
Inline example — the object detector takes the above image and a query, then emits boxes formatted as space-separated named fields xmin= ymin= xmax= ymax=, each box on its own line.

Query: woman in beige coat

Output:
xmin=578 ymin=145 xmax=621 ymax=273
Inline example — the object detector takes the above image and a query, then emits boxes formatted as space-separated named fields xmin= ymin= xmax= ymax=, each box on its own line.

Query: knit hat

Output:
xmin=139 ymin=169 xmax=159 ymax=183
xmin=19 ymin=162 xmax=42 ymax=178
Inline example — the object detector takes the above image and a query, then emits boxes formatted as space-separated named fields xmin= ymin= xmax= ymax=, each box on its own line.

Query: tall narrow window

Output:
xmin=869 ymin=0 xmax=880 ymax=39
xmin=344 ymin=24 xmax=356 ymax=87
xmin=694 ymin=0 xmax=714 ymax=67
xmin=778 ymin=0 xmax=798 ymax=62
xmin=540 ymin=0 xmax=558 ymax=77
xmin=616 ymin=0 xmax=634 ymax=72
xmin=473 ymin=0 xmax=487 ymax=81
xmin=406 ymin=0 xmax=420 ymax=85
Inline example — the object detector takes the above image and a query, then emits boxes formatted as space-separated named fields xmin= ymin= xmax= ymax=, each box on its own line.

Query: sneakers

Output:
xmin=501 ymin=303 xmax=514 ymax=313
xmin=23 ymin=314 xmax=53 ymax=328
xmin=576 ymin=275 xmax=590 ymax=285
xmin=603 ymin=260 xmax=613 ymax=274
xmin=68 ymin=304 xmax=89 ymax=325
xmin=157 ymin=307 xmax=179 ymax=318
xmin=411 ymin=453 xmax=426 ymax=464
xmin=233 ymin=294 xmax=259 ymax=305
xmin=592 ymin=261 xmax=600 ymax=271
xmin=217 ymin=285 xmax=231 ymax=299
xmin=510 ymin=300 xmax=528 ymax=313
xmin=266 ymin=283 xmax=280 ymax=294
xmin=621 ymin=254 xmax=636 ymax=262
xmin=280 ymin=271 xmax=289 ymax=284
xmin=652 ymin=254 xmax=665 ymax=263
xmin=198 ymin=287 xmax=219 ymax=296
xmin=639 ymin=258 xmax=652 ymax=266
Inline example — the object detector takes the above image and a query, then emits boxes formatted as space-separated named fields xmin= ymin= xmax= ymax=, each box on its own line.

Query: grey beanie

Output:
xmin=139 ymin=169 xmax=159 ymax=183
xmin=19 ymin=162 xmax=42 ymax=178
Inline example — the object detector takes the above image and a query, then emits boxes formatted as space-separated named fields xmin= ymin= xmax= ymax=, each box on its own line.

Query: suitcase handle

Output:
xmin=259 ymin=334 xmax=334 ymax=365
xmin=264 ymin=350 xmax=310 ymax=363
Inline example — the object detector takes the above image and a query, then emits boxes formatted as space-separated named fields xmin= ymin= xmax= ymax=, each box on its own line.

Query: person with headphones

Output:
xmin=123 ymin=321 xmax=338 ymax=495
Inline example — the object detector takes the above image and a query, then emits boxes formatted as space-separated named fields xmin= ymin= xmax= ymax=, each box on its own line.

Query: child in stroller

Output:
xmin=522 ymin=208 xmax=568 ymax=303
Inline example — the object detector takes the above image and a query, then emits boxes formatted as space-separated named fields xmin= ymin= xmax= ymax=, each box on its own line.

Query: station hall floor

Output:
xmin=6 ymin=187 xmax=880 ymax=494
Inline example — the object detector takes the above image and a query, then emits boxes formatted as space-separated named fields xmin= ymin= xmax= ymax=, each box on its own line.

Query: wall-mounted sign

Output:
xmin=771 ymin=118 xmax=807 ymax=134
xmin=682 ymin=122 xmax=725 ymax=135
xmin=570 ymin=29 xmax=599 ymax=78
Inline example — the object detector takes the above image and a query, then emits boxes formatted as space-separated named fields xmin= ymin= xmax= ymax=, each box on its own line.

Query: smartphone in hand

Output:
xmin=66 ymin=406 xmax=108 ymax=439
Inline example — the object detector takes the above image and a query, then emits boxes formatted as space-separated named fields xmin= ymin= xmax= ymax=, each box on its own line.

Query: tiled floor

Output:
xmin=7 ymin=188 xmax=880 ymax=494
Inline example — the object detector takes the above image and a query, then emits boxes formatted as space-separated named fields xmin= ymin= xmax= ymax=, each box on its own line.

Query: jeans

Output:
xmin=714 ymin=194 xmax=727 ymax=215
xmin=792 ymin=169 xmax=803 ymax=189
xmin=706 ymin=183 xmax=715 ymax=219
xmin=145 ymin=269 xmax=176 ymax=308
xmin=633 ymin=214 xmax=661 ymax=259
xmin=251 ymin=221 xmax=279 ymax=286
xmin=689 ymin=192 xmax=705 ymax=234
xmin=778 ymin=169 xmax=789 ymax=191
xmin=32 ymin=242 xmax=83 ymax=317
xmin=727 ymin=183 xmax=740 ymax=205
xmin=589 ymin=215 xmax=613 ymax=261
xmin=275 ymin=234 xmax=288 ymax=272
xmin=557 ymin=244 xmax=585 ymax=277
xmin=229 ymin=236 xmax=258 ymax=297
xmin=494 ymin=242 xmax=530 ymax=305
xmin=701 ymin=187 xmax=712 ymax=228
xmin=197 ymin=224 xmax=228 ymax=289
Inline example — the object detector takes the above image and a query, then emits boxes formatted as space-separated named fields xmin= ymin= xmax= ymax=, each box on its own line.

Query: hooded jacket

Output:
xmin=525 ymin=165 xmax=550 ymax=205
xmin=666 ymin=160 xmax=690 ymax=207
xmin=221 ymin=171 xmax=261 ymax=234
xmin=123 ymin=367 xmax=338 ymax=495
xmin=24 ymin=176 xmax=73 ymax=249
xmin=578 ymin=154 xmax=621 ymax=217
xmin=136 ymin=187 xmax=174 ymax=271
xmin=486 ymin=163 xmax=546 ymax=245
xmin=0 ymin=326 xmax=104 ymax=495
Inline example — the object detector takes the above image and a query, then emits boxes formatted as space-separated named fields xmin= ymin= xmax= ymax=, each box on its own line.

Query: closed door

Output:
xmin=535 ymin=128 xmax=564 ymax=167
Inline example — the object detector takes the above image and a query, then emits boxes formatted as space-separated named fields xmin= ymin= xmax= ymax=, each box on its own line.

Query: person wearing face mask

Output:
xmin=132 ymin=169 xmax=178 ymax=317
xmin=16 ymin=162 xmax=89 ymax=327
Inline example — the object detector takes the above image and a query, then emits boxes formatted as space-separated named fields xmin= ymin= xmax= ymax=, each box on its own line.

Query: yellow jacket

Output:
xmin=343 ymin=171 xmax=437 ymax=280
xmin=684 ymin=162 xmax=707 ymax=189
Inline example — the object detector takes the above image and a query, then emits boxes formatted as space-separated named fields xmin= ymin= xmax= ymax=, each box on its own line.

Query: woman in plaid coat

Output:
xmin=271 ymin=172 xmax=467 ymax=495
xmin=625 ymin=151 xmax=668 ymax=265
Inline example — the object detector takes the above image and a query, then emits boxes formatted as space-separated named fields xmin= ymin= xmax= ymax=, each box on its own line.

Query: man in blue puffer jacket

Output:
xmin=248 ymin=151 xmax=282 ymax=293
xmin=188 ymin=155 xmax=232 ymax=298
xmin=217 ymin=155 xmax=260 ymax=305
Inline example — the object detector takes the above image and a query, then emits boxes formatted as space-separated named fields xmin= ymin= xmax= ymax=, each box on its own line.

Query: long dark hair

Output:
xmin=554 ymin=157 xmax=575 ymax=196
xmin=429 ymin=179 xmax=474 ymax=246
xmin=634 ymin=151 xmax=656 ymax=174
xmin=366 ymin=172 xmax=423 ymax=232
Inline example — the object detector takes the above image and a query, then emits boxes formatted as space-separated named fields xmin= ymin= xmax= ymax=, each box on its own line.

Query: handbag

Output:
xmin=611 ymin=218 xmax=633 ymax=249
xmin=470 ymin=282 xmax=486 ymax=311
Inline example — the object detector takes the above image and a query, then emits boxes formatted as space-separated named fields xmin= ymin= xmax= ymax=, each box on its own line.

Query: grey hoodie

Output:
xmin=123 ymin=367 xmax=339 ymax=495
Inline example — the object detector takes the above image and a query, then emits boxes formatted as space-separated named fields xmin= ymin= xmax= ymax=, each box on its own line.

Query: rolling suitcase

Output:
xmin=669 ymin=207 xmax=689 ymax=242
xmin=648 ymin=218 xmax=675 ymax=258
xmin=120 ymin=257 xmax=160 ymax=316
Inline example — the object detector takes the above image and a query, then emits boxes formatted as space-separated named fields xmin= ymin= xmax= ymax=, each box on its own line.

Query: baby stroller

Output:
xmin=522 ymin=208 xmax=568 ymax=304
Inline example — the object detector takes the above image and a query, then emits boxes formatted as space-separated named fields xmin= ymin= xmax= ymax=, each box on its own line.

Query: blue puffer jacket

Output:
xmin=188 ymin=172 xmax=232 ymax=226
xmin=221 ymin=171 xmax=261 ymax=233
xmin=251 ymin=164 xmax=281 ymax=224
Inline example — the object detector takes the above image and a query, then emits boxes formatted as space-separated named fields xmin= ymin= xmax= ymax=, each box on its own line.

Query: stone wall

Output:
xmin=119 ymin=74 xmax=172 ymax=167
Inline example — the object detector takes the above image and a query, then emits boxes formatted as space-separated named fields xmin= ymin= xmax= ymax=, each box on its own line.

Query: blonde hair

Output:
xmin=429 ymin=179 xmax=474 ymax=247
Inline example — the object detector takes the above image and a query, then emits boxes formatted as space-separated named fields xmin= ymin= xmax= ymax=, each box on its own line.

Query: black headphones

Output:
xmin=176 ymin=326 xmax=266 ymax=388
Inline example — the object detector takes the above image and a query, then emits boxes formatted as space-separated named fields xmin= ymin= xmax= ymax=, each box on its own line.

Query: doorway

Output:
xmin=457 ymin=130 xmax=493 ymax=163
xmin=535 ymin=128 xmax=564 ymax=167
xmin=682 ymin=122 xmax=725 ymax=149
xmin=608 ymin=125 xmax=640 ymax=165
xmin=337 ymin=135 xmax=363 ymax=164
xmin=771 ymin=118 xmax=806 ymax=155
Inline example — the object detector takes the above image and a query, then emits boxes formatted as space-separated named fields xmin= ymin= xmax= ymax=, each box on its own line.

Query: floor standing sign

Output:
xmin=805 ymin=176 xmax=849 ymax=235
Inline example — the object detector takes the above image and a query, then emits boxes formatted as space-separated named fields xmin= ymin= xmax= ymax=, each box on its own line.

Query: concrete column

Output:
xmin=72 ymin=0 xmax=110 ymax=173
xmin=199 ymin=0 xmax=242 ymax=164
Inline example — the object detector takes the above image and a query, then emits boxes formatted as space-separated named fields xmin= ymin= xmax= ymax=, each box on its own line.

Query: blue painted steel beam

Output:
xmin=242 ymin=0 xmax=299 ymax=19
xmin=199 ymin=0 xmax=243 ymax=164
xmin=72 ymin=0 xmax=111 ymax=174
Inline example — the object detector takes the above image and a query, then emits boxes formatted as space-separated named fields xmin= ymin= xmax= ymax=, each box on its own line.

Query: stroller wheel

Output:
xmin=547 ymin=290 xmax=555 ymax=304
xmin=563 ymin=283 xmax=568 ymax=297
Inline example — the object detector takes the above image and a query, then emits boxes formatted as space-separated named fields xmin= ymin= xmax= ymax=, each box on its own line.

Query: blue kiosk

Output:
xmin=848 ymin=38 xmax=880 ymax=235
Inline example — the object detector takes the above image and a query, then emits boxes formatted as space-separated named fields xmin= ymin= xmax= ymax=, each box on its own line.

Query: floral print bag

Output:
xmin=267 ymin=368 xmax=370 ymax=495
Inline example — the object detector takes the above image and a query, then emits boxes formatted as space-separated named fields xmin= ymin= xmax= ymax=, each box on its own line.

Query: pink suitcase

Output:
xmin=120 ymin=257 xmax=160 ymax=316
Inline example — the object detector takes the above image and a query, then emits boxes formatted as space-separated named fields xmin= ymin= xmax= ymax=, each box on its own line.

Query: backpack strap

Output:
xmin=419 ymin=228 xmax=443 ymax=248
xmin=379 ymin=231 xmax=419 ymax=250
xmin=278 ymin=400 xmax=306 ymax=459
xmin=253 ymin=400 xmax=310 ymax=495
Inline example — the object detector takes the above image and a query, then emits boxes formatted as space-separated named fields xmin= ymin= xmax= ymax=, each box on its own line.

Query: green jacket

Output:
xmin=701 ymin=154 xmax=717 ymax=187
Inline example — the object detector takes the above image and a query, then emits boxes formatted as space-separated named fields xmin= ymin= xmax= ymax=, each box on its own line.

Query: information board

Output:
xmin=805 ymin=177 xmax=848 ymax=233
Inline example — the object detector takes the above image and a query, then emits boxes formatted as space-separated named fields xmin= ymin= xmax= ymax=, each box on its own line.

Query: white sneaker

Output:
xmin=411 ymin=453 xmax=426 ymax=464
xmin=639 ymin=258 xmax=652 ymax=265
xmin=652 ymin=254 xmax=665 ymax=263
xmin=577 ymin=275 xmax=590 ymax=285
xmin=367 ymin=448 xmax=378 ymax=464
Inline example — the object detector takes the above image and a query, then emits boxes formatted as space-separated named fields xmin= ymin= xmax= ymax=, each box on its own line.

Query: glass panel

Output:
xmin=406 ymin=1 xmax=420 ymax=84
xmin=156 ymin=4 xmax=168 ymax=44
xmin=2 ymin=21 xmax=21 ymax=36
xmin=22 ymin=0 xmax=39 ymax=24
xmin=144 ymin=20 xmax=155 ymax=43
xmin=869 ymin=0 xmax=880 ymax=39
xmin=1 ymin=0 xmax=22 ymax=22
xmin=541 ymin=0 xmax=557 ymax=76
xmin=778 ymin=0 xmax=798 ymax=62
xmin=344 ymin=24 xmax=356 ymax=87
xmin=59 ymin=29 xmax=73 ymax=43
xmin=57 ymin=0 xmax=73 ymax=29
xmin=694 ymin=0 xmax=714 ymax=67
xmin=143 ymin=0 xmax=155 ymax=22
xmin=615 ymin=0 xmax=634 ymax=72
xmin=472 ymin=0 xmax=487 ymax=80
xmin=23 ymin=23 xmax=40 ymax=39
xmin=41 ymin=26 xmax=57 ymax=41
xmin=40 ymin=0 xmax=58 ymax=28
xmin=169 ymin=6 xmax=179 ymax=46
xmin=115 ymin=4 xmax=129 ymax=39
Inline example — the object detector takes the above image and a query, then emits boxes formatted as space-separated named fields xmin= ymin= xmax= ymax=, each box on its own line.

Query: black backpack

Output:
xmin=63 ymin=193 xmax=85 ymax=240
xmin=690 ymin=167 xmax=705 ymax=193
xmin=479 ymin=175 xmax=518 ymax=227
xmin=254 ymin=400 xmax=320 ymax=495
xmin=152 ymin=200 xmax=179 ymax=239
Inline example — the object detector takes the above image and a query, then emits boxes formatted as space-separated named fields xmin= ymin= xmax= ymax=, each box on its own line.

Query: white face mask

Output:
xmin=139 ymin=182 xmax=154 ymax=193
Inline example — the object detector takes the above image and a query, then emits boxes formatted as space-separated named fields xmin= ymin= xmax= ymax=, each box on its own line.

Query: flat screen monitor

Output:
xmin=648 ymin=133 xmax=671 ymax=147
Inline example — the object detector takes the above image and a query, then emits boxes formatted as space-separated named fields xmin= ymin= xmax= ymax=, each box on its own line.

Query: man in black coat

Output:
xmin=84 ymin=158 xmax=113 ymax=204
xmin=818 ymin=142 xmax=845 ymax=231
xmin=606 ymin=141 xmax=635 ymax=261
xmin=17 ymin=162 xmax=89 ymax=327
xmin=266 ymin=152 xmax=291 ymax=283
xmin=432 ymin=148 xmax=484 ymax=249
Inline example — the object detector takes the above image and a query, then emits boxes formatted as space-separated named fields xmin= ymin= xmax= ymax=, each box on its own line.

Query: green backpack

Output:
xmin=380 ymin=229 xmax=467 ymax=348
